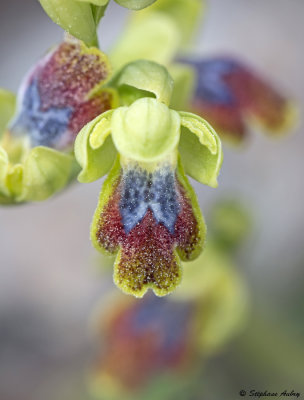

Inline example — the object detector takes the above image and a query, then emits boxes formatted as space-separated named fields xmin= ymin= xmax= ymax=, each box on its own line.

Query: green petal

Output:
xmin=39 ymin=0 xmax=98 ymax=46
xmin=111 ymin=98 xmax=180 ymax=162
xmin=109 ymin=13 xmax=180 ymax=69
xmin=111 ymin=60 xmax=173 ymax=106
xmin=75 ymin=110 xmax=117 ymax=183
xmin=0 ymin=89 xmax=16 ymax=138
xmin=18 ymin=147 xmax=74 ymax=202
xmin=169 ymin=63 xmax=195 ymax=110
xmin=114 ymin=0 xmax=157 ymax=10
xmin=178 ymin=112 xmax=223 ymax=188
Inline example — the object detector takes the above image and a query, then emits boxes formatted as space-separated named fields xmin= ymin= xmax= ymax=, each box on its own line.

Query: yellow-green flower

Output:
xmin=0 ymin=37 xmax=117 ymax=204
xmin=75 ymin=60 xmax=223 ymax=297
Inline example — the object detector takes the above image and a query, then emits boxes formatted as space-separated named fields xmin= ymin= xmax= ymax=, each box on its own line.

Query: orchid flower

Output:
xmin=90 ymin=201 xmax=249 ymax=398
xmin=75 ymin=60 xmax=223 ymax=297
xmin=91 ymin=294 xmax=195 ymax=397
xmin=0 ymin=37 xmax=116 ymax=204
xmin=110 ymin=0 xmax=295 ymax=142
xmin=180 ymin=57 xmax=297 ymax=144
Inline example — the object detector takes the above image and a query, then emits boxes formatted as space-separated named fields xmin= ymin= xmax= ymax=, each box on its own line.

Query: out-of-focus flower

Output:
xmin=91 ymin=294 xmax=196 ymax=398
xmin=181 ymin=57 xmax=297 ymax=144
xmin=110 ymin=0 xmax=296 ymax=142
xmin=0 ymin=37 xmax=116 ymax=204
xmin=39 ymin=0 xmax=158 ymax=46
xmin=90 ymin=201 xmax=249 ymax=399
xmin=75 ymin=60 xmax=222 ymax=297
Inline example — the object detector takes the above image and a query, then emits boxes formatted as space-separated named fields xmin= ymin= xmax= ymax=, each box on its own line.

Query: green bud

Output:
xmin=210 ymin=200 xmax=251 ymax=250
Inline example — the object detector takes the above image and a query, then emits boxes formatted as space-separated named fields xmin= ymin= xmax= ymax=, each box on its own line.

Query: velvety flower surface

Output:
xmin=75 ymin=62 xmax=222 ymax=297
xmin=181 ymin=57 xmax=296 ymax=143
xmin=92 ymin=156 xmax=205 ymax=297
xmin=0 ymin=38 xmax=115 ymax=203
xmin=90 ymin=206 xmax=249 ymax=399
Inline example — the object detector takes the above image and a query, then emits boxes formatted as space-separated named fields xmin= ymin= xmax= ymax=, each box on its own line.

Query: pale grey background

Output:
xmin=0 ymin=1 xmax=303 ymax=399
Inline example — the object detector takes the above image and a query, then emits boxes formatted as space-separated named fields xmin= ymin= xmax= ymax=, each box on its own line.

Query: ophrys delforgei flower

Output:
xmin=90 ymin=202 xmax=249 ymax=398
xmin=75 ymin=63 xmax=222 ymax=297
xmin=180 ymin=57 xmax=297 ymax=144
xmin=109 ymin=1 xmax=296 ymax=143
xmin=0 ymin=37 xmax=116 ymax=204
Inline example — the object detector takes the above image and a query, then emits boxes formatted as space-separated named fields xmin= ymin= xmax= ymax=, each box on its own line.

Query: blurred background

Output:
xmin=0 ymin=1 xmax=303 ymax=399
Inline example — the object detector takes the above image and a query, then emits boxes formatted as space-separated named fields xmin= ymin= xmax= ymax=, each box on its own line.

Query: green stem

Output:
xmin=89 ymin=4 xmax=109 ymax=48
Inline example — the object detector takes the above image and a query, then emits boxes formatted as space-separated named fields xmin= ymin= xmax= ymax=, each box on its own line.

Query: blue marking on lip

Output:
xmin=9 ymin=79 xmax=73 ymax=148
xmin=119 ymin=166 xmax=180 ymax=234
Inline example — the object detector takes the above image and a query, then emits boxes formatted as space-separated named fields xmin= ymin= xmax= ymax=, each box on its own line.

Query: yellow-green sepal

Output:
xmin=39 ymin=0 xmax=98 ymax=46
xmin=110 ymin=60 xmax=174 ymax=106
xmin=0 ymin=145 xmax=74 ymax=203
xmin=178 ymin=112 xmax=223 ymax=188
xmin=0 ymin=89 xmax=16 ymax=138
xmin=111 ymin=98 xmax=180 ymax=162
xmin=75 ymin=110 xmax=117 ymax=183
xmin=114 ymin=0 xmax=157 ymax=10
xmin=18 ymin=147 xmax=74 ymax=202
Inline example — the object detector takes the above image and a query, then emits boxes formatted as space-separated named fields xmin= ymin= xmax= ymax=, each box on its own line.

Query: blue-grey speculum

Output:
xmin=9 ymin=79 xmax=73 ymax=148
xmin=120 ymin=166 xmax=180 ymax=234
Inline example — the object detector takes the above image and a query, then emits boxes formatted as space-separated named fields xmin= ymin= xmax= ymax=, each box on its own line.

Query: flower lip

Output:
xmin=111 ymin=97 xmax=181 ymax=162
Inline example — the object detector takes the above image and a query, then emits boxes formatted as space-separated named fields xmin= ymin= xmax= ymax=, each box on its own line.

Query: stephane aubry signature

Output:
xmin=239 ymin=390 xmax=301 ymax=398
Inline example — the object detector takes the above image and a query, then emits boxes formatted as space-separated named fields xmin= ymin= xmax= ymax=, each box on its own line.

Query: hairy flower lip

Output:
xmin=0 ymin=38 xmax=115 ymax=204
xmin=75 ymin=68 xmax=222 ymax=296
xmin=179 ymin=56 xmax=297 ymax=143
